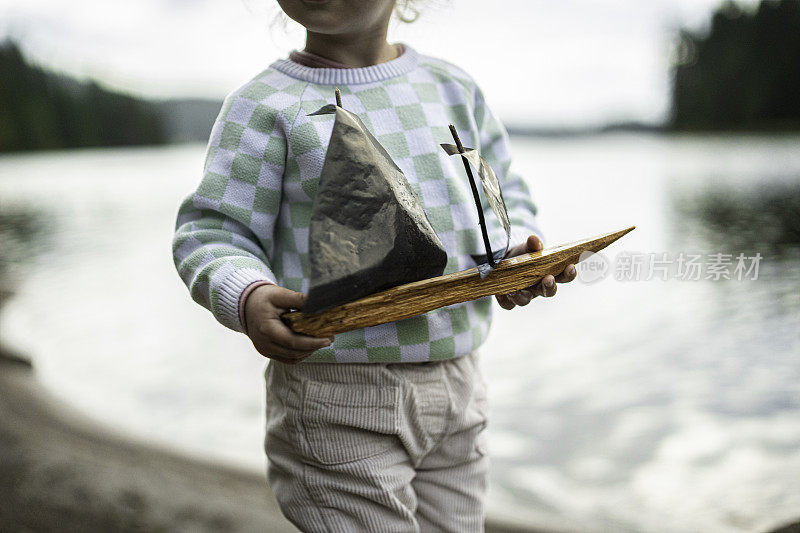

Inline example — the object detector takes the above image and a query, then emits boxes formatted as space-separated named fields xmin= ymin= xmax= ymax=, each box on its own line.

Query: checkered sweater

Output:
xmin=172 ymin=45 xmax=543 ymax=363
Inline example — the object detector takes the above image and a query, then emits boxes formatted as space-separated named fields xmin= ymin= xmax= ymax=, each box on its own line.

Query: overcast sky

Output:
xmin=1 ymin=0 xmax=752 ymax=127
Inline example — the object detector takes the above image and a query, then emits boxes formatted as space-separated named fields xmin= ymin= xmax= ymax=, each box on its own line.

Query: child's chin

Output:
xmin=281 ymin=0 xmax=367 ymax=34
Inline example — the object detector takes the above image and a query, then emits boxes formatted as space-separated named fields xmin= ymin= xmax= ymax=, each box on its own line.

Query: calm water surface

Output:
xmin=1 ymin=134 xmax=798 ymax=532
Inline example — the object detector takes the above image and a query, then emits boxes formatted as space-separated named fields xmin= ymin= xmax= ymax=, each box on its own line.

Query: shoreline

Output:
xmin=0 ymin=353 xmax=296 ymax=532
xmin=0 ymin=352 xmax=543 ymax=532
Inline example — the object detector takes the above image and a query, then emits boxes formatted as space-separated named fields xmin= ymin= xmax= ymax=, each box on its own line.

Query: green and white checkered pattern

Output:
xmin=172 ymin=46 xmax=542 ymax=363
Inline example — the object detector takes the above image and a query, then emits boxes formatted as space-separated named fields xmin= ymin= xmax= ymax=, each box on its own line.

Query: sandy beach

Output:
xmin=0 ymin=352 xmax=545 ymax=533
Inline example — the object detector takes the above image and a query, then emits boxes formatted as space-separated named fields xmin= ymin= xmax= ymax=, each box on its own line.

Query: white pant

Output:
xmin=264 ymin=351 xmax=490 ymax=532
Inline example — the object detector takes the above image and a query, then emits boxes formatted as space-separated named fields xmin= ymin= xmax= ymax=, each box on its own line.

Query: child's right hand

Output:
xmin=244 ymin=285 xmax=333 ymax=364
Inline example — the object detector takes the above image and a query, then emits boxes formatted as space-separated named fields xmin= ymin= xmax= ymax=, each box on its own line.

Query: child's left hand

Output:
xmin=495 ymin=234 xmax=577 ymax=310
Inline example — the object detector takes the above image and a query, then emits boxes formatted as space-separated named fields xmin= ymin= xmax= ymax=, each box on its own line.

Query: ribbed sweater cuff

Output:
xmin=216 ymin=269 xmax=275 ymax=333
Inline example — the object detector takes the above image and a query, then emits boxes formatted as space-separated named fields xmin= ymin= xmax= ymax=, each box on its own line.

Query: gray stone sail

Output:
xmin=304 ymin=103 xmax=448 ymax=314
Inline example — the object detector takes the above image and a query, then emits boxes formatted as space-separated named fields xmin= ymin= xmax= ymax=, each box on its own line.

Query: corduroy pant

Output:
xmin=264 ymin=351 xmax=490 ymax=532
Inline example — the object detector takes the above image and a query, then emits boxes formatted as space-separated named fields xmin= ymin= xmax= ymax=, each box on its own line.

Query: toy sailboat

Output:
xmin=286 ymin=89 xmax=634 ymax=336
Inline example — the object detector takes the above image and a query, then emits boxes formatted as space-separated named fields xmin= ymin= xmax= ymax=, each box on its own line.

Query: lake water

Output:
xmin=1 ymin=134 xmax=798 ymax=532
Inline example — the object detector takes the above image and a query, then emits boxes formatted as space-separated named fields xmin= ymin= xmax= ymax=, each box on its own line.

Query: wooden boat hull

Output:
xmin=283 ymin=226 xmax=635 ymax=338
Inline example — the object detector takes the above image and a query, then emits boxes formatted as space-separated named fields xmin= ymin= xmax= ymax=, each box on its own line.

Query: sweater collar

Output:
xmin=271 ymin=44 xmax=418 ymax=85
xmin=288 ymin=49 xmax=355 ymax=69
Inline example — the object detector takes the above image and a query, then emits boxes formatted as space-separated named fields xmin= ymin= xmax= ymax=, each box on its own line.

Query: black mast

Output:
xmin=449 ymin=124 xmax=495 ymax=267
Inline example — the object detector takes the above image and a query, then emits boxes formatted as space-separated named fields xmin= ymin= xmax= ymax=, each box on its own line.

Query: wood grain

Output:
xmin=282 ymin=226 xmax=635 ymax=337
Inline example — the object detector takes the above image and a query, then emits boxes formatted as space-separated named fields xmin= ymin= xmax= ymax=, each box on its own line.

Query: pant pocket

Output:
xmin=300 ymin=378 xmax=401 ymax=466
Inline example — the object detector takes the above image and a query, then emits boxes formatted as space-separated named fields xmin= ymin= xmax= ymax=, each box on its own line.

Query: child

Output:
xmin=172 ymin=0 xmax=576 ymax=530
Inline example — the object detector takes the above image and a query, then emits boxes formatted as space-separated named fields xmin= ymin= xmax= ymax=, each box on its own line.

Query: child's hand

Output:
xmin=244 ymin=285 xmax=333 ymax=364
xmin=495 ymin=235 xmax=577 ymax=310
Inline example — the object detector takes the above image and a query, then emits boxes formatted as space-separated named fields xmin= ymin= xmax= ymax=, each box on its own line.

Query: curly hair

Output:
xmin=394 ymin=0 xmax=421 ymax=23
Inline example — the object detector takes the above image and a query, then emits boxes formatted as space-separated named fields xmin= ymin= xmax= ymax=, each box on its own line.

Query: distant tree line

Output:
xmin=0 ymin=40 xmax=167 ymax=152
xmin=0 ymin=40 xmax=224 ymax=152
xmin=4 ymin=0 xmax=800 ymax=153
xmin=672 ymin=0 xmax=800 ymax=131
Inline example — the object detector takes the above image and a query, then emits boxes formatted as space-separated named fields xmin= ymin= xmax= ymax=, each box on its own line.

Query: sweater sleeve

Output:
xmin=172 ymin=92 xmax=284 ymax=333
xmin=473 ymin=85 xmax=546 ymax=249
